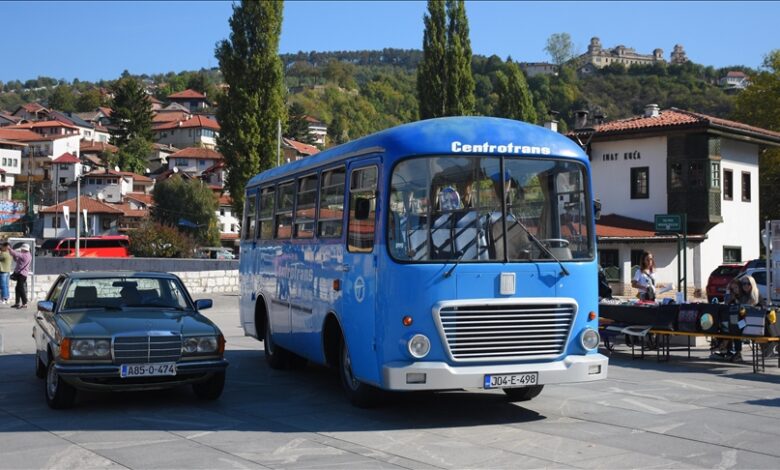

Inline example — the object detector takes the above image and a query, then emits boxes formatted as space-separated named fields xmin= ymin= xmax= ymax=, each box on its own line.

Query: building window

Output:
xmin=723 ymin=169 xmax=733 ymax=200
xmin=687 ymin=161 xmax=704 ymax=187
xmin=742 ymin=172 xmax=751 ymax=202
xmin=630 ymin=167 xmax=649 ymax=199
xmin=102 ymin=218 xmax=112 ymax=230
xmin=710 ymin=162 xmax=720 ymax=188
xmin=723 ymin=246 xmax=742 ymax=263
xmin=669 ymin=162 xmax=683 ymax=189
xmin=598 ymin=249 xmax=620 ymax=281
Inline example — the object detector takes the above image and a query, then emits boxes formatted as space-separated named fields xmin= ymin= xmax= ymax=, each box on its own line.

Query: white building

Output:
xmin=304 ymin=115 xmax=327 ymax=146
xmin=0 ymin=128 xmax=80 ymax=183
xmin=152 ymin=115 xmax=220 ymax=150
xmin=573 ymin=105 xmax=780 ymax=298
xmin=0 ymin=138 xmax=24 ymax=200
xmin=66 ymin=169 xmax=153 ymax=203
xmin=217 ymin=193 xmax=240 ymax=247
xmin=719 ymin=71 xmax=750 ymax=91
xmin=167 ymin=146 xmax=223 ymax=177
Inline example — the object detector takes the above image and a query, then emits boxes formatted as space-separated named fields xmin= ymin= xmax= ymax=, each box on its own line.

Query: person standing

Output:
xmin=631 ymin=251 xmax=658 ymax=300
xmin=0 ymin=242 xmax=12 ymax=304
xmin=8 ymin=243 xmax=32 ymax=309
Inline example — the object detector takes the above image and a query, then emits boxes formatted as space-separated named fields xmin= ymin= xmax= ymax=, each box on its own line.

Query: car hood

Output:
xmin=56 ymin=310 xmax=219 ymax=338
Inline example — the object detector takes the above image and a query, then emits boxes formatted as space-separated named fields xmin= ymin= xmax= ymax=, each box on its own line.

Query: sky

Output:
xmin=1 ymin=1 xmax=778 ymax=83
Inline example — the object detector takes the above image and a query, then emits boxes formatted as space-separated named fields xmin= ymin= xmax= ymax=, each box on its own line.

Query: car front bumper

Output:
xmin=54 ymin=358 xmax=229 ymax=391
xmin=381 ymin=354 xmax=608 ymax=391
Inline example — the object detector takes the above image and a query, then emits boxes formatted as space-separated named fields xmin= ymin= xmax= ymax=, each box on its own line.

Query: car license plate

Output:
xmin=120 ymin=362 xmax=177 ymax=378
xmin=484 ymin=372 xmax=538 ymax=389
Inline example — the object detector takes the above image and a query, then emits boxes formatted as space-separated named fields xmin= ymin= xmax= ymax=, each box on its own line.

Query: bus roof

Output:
xmin=247 ymin=116 xmax=587 ymax=187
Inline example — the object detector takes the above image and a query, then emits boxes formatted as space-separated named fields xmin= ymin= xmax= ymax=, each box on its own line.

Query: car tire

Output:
xmin=264 ymin=317 xmax=290 ymax=370
xmin=288 ymin=353 xmax=308 ymax=370
xmin=35 ymin=353 xmax=46 ymax=379
xmin=45 ymin=360 xmax=76 ymax=409
xmin=192 ymin=371 xmax=226 ymax=400
xmin=503 ymin=385 xmax=544 ymax=402
xmin=338 ymin=337 xmax=380 ymax=408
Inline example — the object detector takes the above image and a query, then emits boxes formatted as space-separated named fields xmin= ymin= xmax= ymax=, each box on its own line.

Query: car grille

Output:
xmin=113 ymin=335 xmax=182 ymax=364
xmin=436 ymin=301 xmax=576 ymax=361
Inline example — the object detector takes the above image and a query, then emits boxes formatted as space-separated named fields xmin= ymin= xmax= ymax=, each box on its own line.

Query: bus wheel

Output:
xmin=503 ymin=385 xmax=544 ymax=402
xmin=338 ymin=338 xmax=380 ymax=408
xmin=264 ymin=317 xmax=289 ymax=370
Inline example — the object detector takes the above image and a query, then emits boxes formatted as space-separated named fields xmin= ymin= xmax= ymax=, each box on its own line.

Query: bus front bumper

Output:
xmin=381 ymin=353 xmax=608 ymax=391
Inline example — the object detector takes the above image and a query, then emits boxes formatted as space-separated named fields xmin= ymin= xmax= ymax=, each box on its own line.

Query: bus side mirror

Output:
xmin=354 ymin=198 xmax=371 ymax=220
xmin=593 ymin=200 xmax=602 ymax=221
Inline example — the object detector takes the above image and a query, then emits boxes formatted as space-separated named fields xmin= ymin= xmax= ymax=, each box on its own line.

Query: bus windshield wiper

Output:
xmin=506 ymin=210 xmax=570 ymax=277
xmin=444 ymin=248 xmax=467 ymax=278
xmin=443 ymin=210 xmax=489 ymax=279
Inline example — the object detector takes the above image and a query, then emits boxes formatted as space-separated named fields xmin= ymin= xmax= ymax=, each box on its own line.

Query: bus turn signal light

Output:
xmin=333 ymin=280 xmax=340 ymax=291
xmin=588 ymin=311 xmax=597 ymax=321
xmin=402 ymin=316 xmax=413 ymax=326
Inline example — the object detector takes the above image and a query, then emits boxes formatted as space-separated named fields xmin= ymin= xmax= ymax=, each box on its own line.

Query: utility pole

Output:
xmin=276 ymin=118 xmax=281 ymax=167
xmin=75 ymin=175 xmax=80 ymax=258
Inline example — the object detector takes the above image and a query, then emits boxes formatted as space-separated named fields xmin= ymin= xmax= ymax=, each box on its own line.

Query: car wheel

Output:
xmin=35 ymin=352 xmax=46 ymax=379
xmin=503 ymin=385 xmax=544 ymax=402
xmin=338 ymin=337 xmax=380 ymax=408
xmin=192 ymin=371 xmax=226 ymax=400
xmin=264 ymin=316 xmax=290 ymax=370
xmin=45 ymin=360 xmax=76 ymax=409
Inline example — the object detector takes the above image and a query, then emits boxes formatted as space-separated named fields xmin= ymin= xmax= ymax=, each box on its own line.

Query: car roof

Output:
xmin=63 ymin=271 xmax=179 ymax=280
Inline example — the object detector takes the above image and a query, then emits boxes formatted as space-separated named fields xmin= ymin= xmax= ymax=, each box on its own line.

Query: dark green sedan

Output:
xmin=33 ymin=271 xmax=228 ymax=409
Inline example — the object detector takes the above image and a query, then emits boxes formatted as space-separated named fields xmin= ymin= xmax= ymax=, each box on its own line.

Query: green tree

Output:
xmin=286 ymin=102 xmax=312 ymax=142
xmin=110 ymin=76 xmax=153 ymax=147
xmin=129 ymin=221 xmax=195 ymax=258
xmin=75 ymin=88 xmax=104 ymax=112
xmin=444 ymin=0 xmax=475 ymax=116
xmin=323 ymin=60 xmax=357 ymax=89
xmin=48 ymin=85 xmax=76 ymax=112
xmin=495 ymin=60 xmax=537 ymax=123
xmin=544 ymin=33 xmax=575 ymax=66
xmin=733 ymin=50 xmax=780 ymax=221
xmin=216 ymin=0 xmax=286 ymax=218
xmin=116 ymin=136 xmax=151 ymax=174
xmin=152 ymin=175 xmax=220 ymax=246
xmin=417 ymin=0 xmax=447 ymax=119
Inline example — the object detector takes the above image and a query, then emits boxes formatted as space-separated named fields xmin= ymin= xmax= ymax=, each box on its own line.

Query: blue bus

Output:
xmin=239 ymin=117 xmax=607 ymax=406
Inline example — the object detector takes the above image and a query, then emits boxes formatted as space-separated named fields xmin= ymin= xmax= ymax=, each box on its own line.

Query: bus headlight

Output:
xmin=580 ymin=328 xmax=600 ymax=351
xmin=407 ymin=334 xmax=431 ymax=359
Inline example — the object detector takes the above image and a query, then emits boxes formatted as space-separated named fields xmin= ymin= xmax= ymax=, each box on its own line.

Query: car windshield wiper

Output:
xmin=506 ymin=210 xmax=570 ymax=277
xmin=125 ymin=303 xmax=187 ymax=311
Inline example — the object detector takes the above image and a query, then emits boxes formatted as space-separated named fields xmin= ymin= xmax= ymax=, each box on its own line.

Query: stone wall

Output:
xmin=26 ymin=257 xmax=239 ymax=300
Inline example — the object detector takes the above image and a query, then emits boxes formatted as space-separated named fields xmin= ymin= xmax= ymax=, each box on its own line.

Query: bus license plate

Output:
xmin=120 ymin=363 xmax=177 ymax=378
xmin=484 ymin=372 xmax=538 ymax=389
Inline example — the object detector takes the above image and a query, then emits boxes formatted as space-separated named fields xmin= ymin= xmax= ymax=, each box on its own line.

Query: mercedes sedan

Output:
xmin=33 ymin=271 xmax=228 ymax=409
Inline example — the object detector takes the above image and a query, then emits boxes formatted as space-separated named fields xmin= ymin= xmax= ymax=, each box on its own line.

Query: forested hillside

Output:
xmin=1 ymin=48 xmax=751 ymax=145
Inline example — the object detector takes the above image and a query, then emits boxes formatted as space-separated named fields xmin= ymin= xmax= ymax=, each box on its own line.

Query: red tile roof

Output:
xmin=80 ymin=141 xmax=118 ymax=154
xmin=6 ymin=120 xmax=80 ymax=131
xmin=726 ymin=71 xmax=747 ymax=78
xmin=153 ymin=110 xmax=191 ymax=123
xmin=152 ymin=115 xmax=220 ymax=131
xmin=577 ymin=108 xmax=780 ymax=143
xmin=221 ymin=233 xmax=239 ymax=240
xmin=169 ymin=146 xmax=223 ymax=160
xmin=168 ymin=89 xmax=207 ymax=100
xmin=53 ymin=152 xmax=80 ymax=164
xmin=0 ymin=128 xmax=56 ymax=142
xmin=125 ymin=192 xmax=153 ymax=206
xmin=98 ymin=107 xmax=113 ymax=117
xmin=202 ymin=161 xmax=225 ymax=174
xmin=218 ymin=194 xmax=232 ymax=206
xmin=82 ymin=168 xmax=153 ymax=182
xmin=120 ymin=171 xmax=153 ymax=183
xmin=40 ymin=196 xmax=123 ymax=214
xmin=107 ymin=202 xmax=149 ymax=218
xmin=283 ymin=137 xmax=319 ymax=156
xmin=596 ymin=214 xmax=707 ymax=241
xmin=18 ymin=103 xmax=47 ymax=113
xmin=0 ymin=138 xmax=27 ymax=148
xmin=304 ymin=115 xmax=324 ymax=125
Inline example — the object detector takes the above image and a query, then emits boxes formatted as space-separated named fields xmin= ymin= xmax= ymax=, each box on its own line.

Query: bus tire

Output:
xmin=264 ymin=317 xmax=290 ymax=370
xmin=338 ymin=337 xmax=380 ymax=408
xmin=503 ymin=385 xmax=544 ymax=402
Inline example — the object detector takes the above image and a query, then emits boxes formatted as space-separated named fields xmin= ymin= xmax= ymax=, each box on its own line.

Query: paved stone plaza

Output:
xmin=1 ymin=294 xmax=779 ymax=469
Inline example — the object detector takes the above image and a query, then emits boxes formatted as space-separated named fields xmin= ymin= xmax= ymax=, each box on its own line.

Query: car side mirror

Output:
xmin=195 ymin=299 xmax=213 ymax=310
xmin=354 ymin=197 xmax=371 ymax=220
xmin=37 ymin=300 xmax=55 ymax=313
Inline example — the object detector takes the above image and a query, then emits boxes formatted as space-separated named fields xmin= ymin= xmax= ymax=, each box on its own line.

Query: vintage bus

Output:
xmin=239 ymin=117 xmax=607 ymax=406
xmin=41 ymin=235 xmax=130 ymax=258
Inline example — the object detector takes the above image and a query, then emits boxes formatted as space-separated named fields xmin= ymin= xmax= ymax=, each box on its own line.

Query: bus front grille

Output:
xmin=113 ymin=335 xmax=182 ymax=364
xmin=436 ymin=302 xmax=576 ymax=361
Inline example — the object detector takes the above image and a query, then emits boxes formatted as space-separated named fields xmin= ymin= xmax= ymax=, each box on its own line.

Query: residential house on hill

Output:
xmin=152 ymin=115 xmax=220 ymax=149
xmin=0 ymin=127 xmax=80 ymax=183
xmin=0 ymin=112 xmax=22 ymax=127
xmin=719 ymin=71 xmax=750 ymax=92
xmin=167 ymin=146 xmax=223 ymax=177
xmin=40 ymin=195 xmax=143 ymax=239
xmin=304 ymin=115 xmax=327 ymax=146
xmin=167 ymin=89 xmax=210 ymax=113
xmin=66 ymin=169 xmax=153 ymax=203
xmin=571 ymin=104 xmax=780 ymax=298
xmin=282 ymin=137 xmax=319 ymax=163
xmin=147 ymin=142 xmax=179 ymax=171
xmin=200 ymin=161 xmax=225 ymax=190
xmin=11 ymin=103 xmax=49 ymax=121
xmin=50 ymin=152 xmax=82 ymax=205
xmin=0 ymin=138 xmax=24 ymax=200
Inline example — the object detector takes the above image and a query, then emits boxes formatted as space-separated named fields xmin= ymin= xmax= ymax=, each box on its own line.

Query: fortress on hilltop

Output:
xmin=577 ymin=37 xmax=688 ymax=73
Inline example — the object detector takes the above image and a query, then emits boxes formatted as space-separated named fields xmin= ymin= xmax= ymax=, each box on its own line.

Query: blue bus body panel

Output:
xmin=242 ymin=117 xmax=600 ymax=389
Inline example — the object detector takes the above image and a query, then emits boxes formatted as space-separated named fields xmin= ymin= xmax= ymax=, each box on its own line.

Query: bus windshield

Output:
xmin=389 ymin=155 xmax=592 ymax=262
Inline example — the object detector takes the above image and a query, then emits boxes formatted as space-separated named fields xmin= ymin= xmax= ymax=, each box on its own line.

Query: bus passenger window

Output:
xmin=318 ymin=167 xmax=345 ymax=238
xmin=242 ymin=195 xmax=256 ymax=240
xmin=295 ymin=174 xmax=318 ymax=239
xmin=275 ymin=182 xmax=295 ymax=239
xmin=257 ymin=187 xmax=275 ymax=240
xmin=348 ymin=166 xmax=377 ymax=253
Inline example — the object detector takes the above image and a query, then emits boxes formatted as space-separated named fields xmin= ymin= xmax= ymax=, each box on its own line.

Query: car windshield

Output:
xmin=389 ymin=155 xmax=593 ymax=262
xmin=713 ymin=266 xmax=742 ymax=277
xmin=60 ymin=277 xmax=191 ymax=311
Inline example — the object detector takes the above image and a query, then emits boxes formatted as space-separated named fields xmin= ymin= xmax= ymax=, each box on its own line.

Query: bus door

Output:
xmin=341 ymin=161 xmax=381 ymax=383
xmin=238 ymin=189 xmax=258 ymax=335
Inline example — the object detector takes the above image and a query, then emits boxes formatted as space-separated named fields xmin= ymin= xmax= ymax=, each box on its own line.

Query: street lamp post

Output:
xmin=75 ymin=174 xmax=80 ymax=258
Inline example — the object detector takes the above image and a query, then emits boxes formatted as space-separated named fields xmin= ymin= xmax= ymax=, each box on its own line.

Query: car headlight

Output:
xmin=407 ymin=334 xmax=431 ymax=359
xmin=580 ymin=328 xmax=600 ymax=351
xmin=182 ymin=336 xmax=219 ymax=354
xmin=71 ymin=339 xmax=112 ymax=359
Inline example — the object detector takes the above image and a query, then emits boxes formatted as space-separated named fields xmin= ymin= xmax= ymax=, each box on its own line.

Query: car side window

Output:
xmin=47 ymin=278 xmax=66 ymax=306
